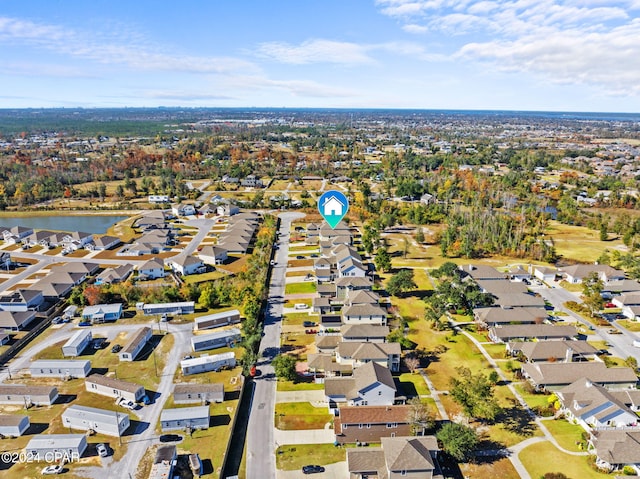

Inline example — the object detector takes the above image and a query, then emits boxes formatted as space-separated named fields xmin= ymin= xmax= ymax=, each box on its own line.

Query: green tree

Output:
xmin=625 ymin=356 xmax=638 ymax=370
xmin=450 ymin=367 xmax=502 ymax=421
xmin=375 ymin=247 xmax=392 ymax=273
xmin=272 ymin=354 xmax=298 ymax=381
xmin=415 ymin=227 xmax=425 ymax=244
xmin=386 ymin=269 xmax=417 ymax=296
xmin=600 ymin=222 xmax=608 ymax=241
xmin=581 ymin=271 xmax=604 ymax=315
xmin=406 ymin=397 xmax=435 ymax=435
xmin=436 ymin=422 xmax=479 ymax=461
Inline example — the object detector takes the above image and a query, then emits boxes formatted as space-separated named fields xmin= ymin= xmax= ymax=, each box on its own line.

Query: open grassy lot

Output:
xmin=520 ymin=441 xmax=607 ymax=479
xmin=618 ymin=319 xmax=640 ymax=332
xmin=547 ymin=221 xmax=624 ymax=263
xmin=182 ymin=270 xmax=227 ymax=284
xmin=397 ymin=372 xmax=430 ymax=397
xmin=284 ymin=298 xmax=312 ymax=308
xmin=283 ymin=312 xmax=317 ymax=326
xmin=275 ymin=443 xmax=345 ymax=470
xmin=275 ymin=402 xmax=332 ymax=430
xmin=543 ymin=418 xmax=588 ymax=452
xmin=287 ymin=259 xmax=314 ymax=268
xmin=276 ymin=379 xmax=324 ymax=392
xmin=459 ymin=456 xmax=520 ymax=479
xmin=284 ymin=282 xmax=317 ymax=295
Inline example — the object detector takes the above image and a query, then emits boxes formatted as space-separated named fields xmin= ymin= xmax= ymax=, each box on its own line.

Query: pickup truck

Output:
xmin=633 ymin=340 xmax=640 ymax=348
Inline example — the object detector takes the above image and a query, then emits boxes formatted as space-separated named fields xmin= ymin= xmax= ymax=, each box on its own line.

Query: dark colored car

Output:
xmin=159 ymin=434 xmax=183 ymax=443
xmin=78 ymin=321 xmax=92 ymax=327
xmin=296 ymin=255 xmax=305 ymax=259
xmin=111 ymin=344 xmax=122 ymax=353
xmin=302 ymin=465 xmax=325 ymax=474
xmin=303 ymin=321 xmax=316 ymax=327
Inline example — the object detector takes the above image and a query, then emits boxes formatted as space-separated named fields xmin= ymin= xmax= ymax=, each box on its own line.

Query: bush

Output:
xmin=623 ymin=465 xmax=636 ymax=475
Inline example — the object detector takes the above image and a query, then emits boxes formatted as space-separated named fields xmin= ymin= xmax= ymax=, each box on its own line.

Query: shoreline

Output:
xmin=0 ymin=209 xmax=144 ymax=218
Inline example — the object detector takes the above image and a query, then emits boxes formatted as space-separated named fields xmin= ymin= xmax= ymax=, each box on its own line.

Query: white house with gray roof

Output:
xmin=30 ymin=360 xmax=91 ymax=378
xmin=160 ymin=406 xmax=209 ymax=432
xmin=119 ymin=327 xmax=152 ymax=361
xmin=0 ymin=414 xmax=30 ymax=437
xmin=62 ymin=329 xmax=92 ymax=357
xmin=0 ymin=385 xmax=58 ymax=406
xmin=324 ymin=362 xmax=396 ymax=413
xmin=173 ymin=383 xmax=224 ymax=404
xmin=62 ymin=405 xmax=130 ymax=437
xmin=85 ymin=374 xmax=145 ymax=402
xmin=26 ymin=434 xmax=87 ymax=460
xmin=180 ymin=352 xmax=236 ymax=376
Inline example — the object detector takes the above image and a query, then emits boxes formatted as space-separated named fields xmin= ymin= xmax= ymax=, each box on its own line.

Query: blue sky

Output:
xmin=2 ymin=0 xmax=640 ymax=112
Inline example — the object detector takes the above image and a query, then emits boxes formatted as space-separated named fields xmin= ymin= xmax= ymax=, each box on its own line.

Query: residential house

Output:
xmin=589 ymin=429 xmax=640 ymax=474
xmin=476 ymin=279 xmax=546 ymax=308
xmin=0 ymin=415 xmax=30 ymax=437
xmin=521 ymin=362 xmax=637 ymax=391
xmin=507 ymin=340 xmax=599 ymax=363
xmin=169 ymin=255 xmax=205 ymax=276
xmin=137 ymin=258 xmax=166 ymax=279
xmin=194 ymin=310 xmax=241 ymax=331
xmin=148 ymin=195 xmax=170 ymax=204
xmin=474 ymin=307 xmax=547 ymax=327
xmin=560 ymin=264 xmax=626 ymax=284
xmin=347 ymin=436 xmax=442 ymax=479
xmin=315 ymin=335 xmax=341 ymax=354
xmin=342 ymin=304 xmax=388 ymax=326
xmin=460 ymin=264 xmax=507 ymax=281
xmin=30 ymin=360 xmax=91 ymax=378
xmin=0 ymin=289 xmax=43 ymax=312
xmin=25 ymin=434 xmax=87 ymax=459
xmin=312 ymin=297 xmax=332 ymax=314
xmin=335 ymin=277 xmax=373 ymax=300
xmin=95 ymin=264 xmax=133 ymax=285
xmin=141 ymin=301 xmax=195 ymax=316
xmin=240 ymin=174 xmax=264 ymax=187
xmin=172 ymin=204 xmax=197 ymax=216
xmin=198 ymin=245 xmax=228 ymax=265
xmin=612 ymin=292 xmax=640 ymax=320
xmin=324 ymin=362 xmax=397 ymax=413
xmin=0 ymin=310 xmax=37 ymax=331
xmin=85 ymin=374 xmax=145 ymax=402
xmin=557 ymin=378 xmax=639 ymax=430
xmin=160 ymin=406 xmax=209 ymax=432
xmin=134 ymin=210 xmax=167 ymax=230
xmin=489 ymin=324 xmax=578 ymax=343
xmin=61 ymin=231 xmax=93 ymax=250
xmin=336 ymin=341 xmax=401 ymax=372
xmin=509 ymin=265 xmax=531 ymax=280
xmin=1 ymin=225 xmax=33 ymax=244
xmin=420 ymin=193 xmax=436 ymax=205
xmin=173 ymin=383 xmax=224 ymax=404
xmin=0 ymin=252 xmax=11 ymax=269
xmin=180 ymin=352 xmax=236 ymax=375
xmin=92 ymin=235 xmax=122 ymax=251
xmin=119 ymin=327 xmax=152 ymax=361
xmin=82 ymin=303 xmax=123 ymax=323
xmin=534 ymin=266 xmax=558 ymax=283
xmin=335 ymin=405 xmax=413 ymax=444
xmin=191 ymin=328 xmax=241 ymax=352
xmin=341 ymin=324 xmax=389 ymax=343
xmin=62 ymin=405 xmax=130 ymax=437
xmin=62 ymin=330 xmax=92 ymax=357
xmin=0 ymin=385 xmax=58 ymax=406
xmin=217 ymin=204 xmax=240 ymax=216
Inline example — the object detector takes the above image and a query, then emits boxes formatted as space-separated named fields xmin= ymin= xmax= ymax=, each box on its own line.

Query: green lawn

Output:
xmin=183 ymin=270 xmax=227 ymax=284
xmin=543 ymin=419 xmax=588 ymax=452
xmin=276 ymin=444 xmax=345 ymax=470
xmin=519 ymin=442 xmax=607 ymax=479
xmin=276 ymin=379 xmax=324 ymax=391
xmin=275 ymin=402 xmax=332 ymax=430
xmin=397 ymin=372 xmax=430 ymax=397
xmin=618 ymin=319 xmax=640 ymax=332
xmin=285 ymin=282 xmax=317 ymax=295
xmin=514 ymin=383 xmax=550 ymax=410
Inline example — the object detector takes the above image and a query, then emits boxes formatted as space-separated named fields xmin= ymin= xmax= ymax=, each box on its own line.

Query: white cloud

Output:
xmin=142 ymin=90 xmax=236 ymax=101
xmin=402 ymin=23 xmax=429 ymax=33
xmin=256 ymin=39 xmax=374 ymax=65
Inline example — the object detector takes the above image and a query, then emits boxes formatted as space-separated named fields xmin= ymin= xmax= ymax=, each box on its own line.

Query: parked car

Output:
xmin=302 ymin=465 xmax=325 ymax=474
xmin=111 ymin=344 xmax=122 ymax=353
xmin=296 ymin=255 xmax=305 ymax=259
xmin=303 ymin=321 xmax=316 ymax=327
xmin=41 ymin=465 xmax=63 ymax=474
xmin=118 ymin=398 xmax=136 ymax=410
xmin=96 ymin=443 xmax=109 ymax=457
xmin=159 ymin=434 xmax=183 ymax=443
xmin=51 ymin=316 xmax=63 ymax=324
xmin=608 ymin=328 xmax=623 ymax=334
xmin=93 ymin=338 xmax=106 ymax=349
xmin=295 ymin=303 xmax=309 ymax=310
xmin=78 ymin=321 xmax=92 ymax=327
xmin=604 ymin=302 xmax=616 ymax=309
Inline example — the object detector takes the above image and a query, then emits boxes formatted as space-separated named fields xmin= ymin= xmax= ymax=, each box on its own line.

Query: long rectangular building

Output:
xmin=30 ymin=360 xmax=91 ymax=378
xmin=26 ymin=434 xmax=87 ymax=460
xmin=194 ymin=309 xmax=241 ymax=331
xmin=62 ymin=405 xmax=130 ymax=437
xmin=62 ymin=329 xmax=92 ymax=357
xmin=85 ymin=374 xmax=145 ymax=402
xmin=173 ymin=383 xmax=224 ymax=404
xmin=191 ymin=329 xmax=241 ymax=352
xmin=0 ymin=385 xmax=58 ymax=406
xmin=119 ymin=327 xmax=152 ymax=361
xmin=142 ymin=302 xmax=195 ymax=315
xmin=160 ymin=406 xmax=209 ymax=432
xmin=180 ymin=352 xmax=236 ymax=376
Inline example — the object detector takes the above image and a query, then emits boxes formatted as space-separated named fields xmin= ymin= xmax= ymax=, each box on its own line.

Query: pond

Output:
xmin=0 ymin=215 xmax=130 ymax=235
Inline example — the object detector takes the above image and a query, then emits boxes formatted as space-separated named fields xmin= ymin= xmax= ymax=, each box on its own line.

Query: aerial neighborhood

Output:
xmin=0 ymin=108 xmax=640 ymax=479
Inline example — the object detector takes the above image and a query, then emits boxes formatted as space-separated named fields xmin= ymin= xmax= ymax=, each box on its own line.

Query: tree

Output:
xmin=450 ymin=367 xmax=502 ymax=421
xmin=581 ymin=271 xmax=604 ymax=315
xmin=406 ymin=397 xmax=435 ymax=435
xmin=272 ymin=354 xmax=298 ymax=381
xmin=625 ymin=355 xmax=638 ymax=370
xmin=374 ymin=247 xmax=392 ymax=273
xmin=386 ymin=269 xmax=417 ymax=297
xmin=83 ymin=285 xmax=104 ymax=306
xmin=404 ymin=353 xmax=420 ymax=373
xmin=436 ymin=422 xmax=478 ymax=461
xmin=415 ymin=227 xmax=425 ymax=244
xmin=600 ymin=222 xmax=608 ymax=241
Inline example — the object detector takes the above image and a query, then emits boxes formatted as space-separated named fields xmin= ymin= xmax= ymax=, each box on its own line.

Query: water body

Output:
xmin=0 ymin=215 xmax=129 ymax=234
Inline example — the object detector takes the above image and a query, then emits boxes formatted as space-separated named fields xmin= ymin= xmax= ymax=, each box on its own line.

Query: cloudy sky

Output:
xmin=2 ymin=0 xmax=640 ymax=112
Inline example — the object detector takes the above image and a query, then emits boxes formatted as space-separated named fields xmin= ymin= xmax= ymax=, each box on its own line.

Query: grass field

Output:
xmin=397 ymin=372 xmax=430 ymax=397
xmin=275 ymin=444 xmax=345 ymax=470
xmin=276 ymin=379 xmax=324 ymax=392
xmin=284 ymin=282 xmax=317 ymax=295
xmin=275 ymin=402 xmax=332 ymax=430
xmin=618 ymin=319 xmax=640 ymax=332
xmin=543 ymin=419 xmax=588 ymax=452
xmin=459 ymin=456 xmax=520 ymax=479
xmin=519 ymin=442 xmax=607 ymax=479
xmin=547 ymin=221 xmax=625 ymax=263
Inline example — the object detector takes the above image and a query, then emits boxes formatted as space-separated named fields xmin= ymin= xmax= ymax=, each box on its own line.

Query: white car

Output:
xmin=96 ymin=443 xmax=108 ymax=457
xmin=42 ymin=465 xmax=63 ymax=474
xmin=118 ymin=398 xmax=136 ymax=410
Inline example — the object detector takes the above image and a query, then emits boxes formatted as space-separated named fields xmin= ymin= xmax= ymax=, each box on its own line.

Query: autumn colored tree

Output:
xmin=83 ymin=285 xmax=104 ymax=306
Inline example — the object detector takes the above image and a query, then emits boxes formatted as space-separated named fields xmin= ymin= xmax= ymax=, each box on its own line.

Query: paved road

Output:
xmin=246 ymin=212 xmax=305 ymax=479
xmin=535 ymin=284 xmax=640 ymax=361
